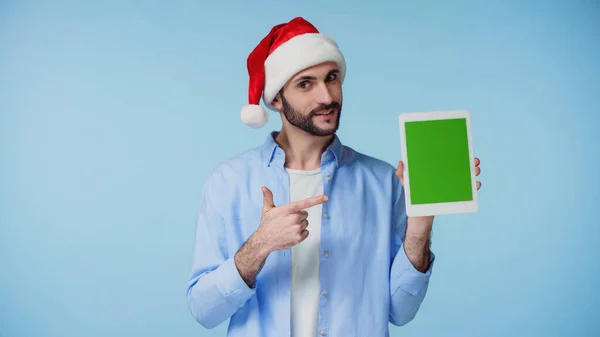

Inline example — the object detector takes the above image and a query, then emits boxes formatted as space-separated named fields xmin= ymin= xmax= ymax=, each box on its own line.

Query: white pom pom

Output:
xmin=241 ymin=104 xmax=268 ymax=128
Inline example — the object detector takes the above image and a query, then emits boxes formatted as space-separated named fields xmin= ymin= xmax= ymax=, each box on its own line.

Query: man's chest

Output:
xmin=224 ymin=175 xmax=394 ymax=262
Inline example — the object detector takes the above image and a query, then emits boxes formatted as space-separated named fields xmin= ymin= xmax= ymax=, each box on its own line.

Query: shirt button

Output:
xmin=323 ymin=251 xmax=329 ymax=257
xmin=321 ymin=290 xmax=327 ymax=296
xmin=326 ymin=153 xmax=331 ymax=159
xmin=326 ymin=175 xmax=331 ymax=181
xmin=324 ymin=212 xmax=329 ymax=218
xmin=320 ymin=331 xmax=326 ymax=336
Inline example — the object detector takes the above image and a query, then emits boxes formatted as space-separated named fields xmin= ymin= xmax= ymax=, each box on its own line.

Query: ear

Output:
xmin=271 ymin=92 xmax=283 ymax=111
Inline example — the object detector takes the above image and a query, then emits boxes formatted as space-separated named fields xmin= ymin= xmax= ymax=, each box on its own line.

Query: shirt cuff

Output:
xmin=215 ymin=257 xmax=256 ymax=307
xmin=391 ymin=243 xmax=435 ymax=296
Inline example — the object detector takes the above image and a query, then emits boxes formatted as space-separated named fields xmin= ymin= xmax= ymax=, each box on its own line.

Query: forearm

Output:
xmin=403 ymin=217 xmax=433 ymax=272
xmin=187 ymin=234 xmax=270 ymax=329
xmin=389 ymin=271 xmax=430 ymax=326
xmin=234 ymin=233 xmax=272 ymax=287
xmin=187 ymin=255 xmax=255 ymax=329
xmin=388 ymin=217 xmax=435 ymax=326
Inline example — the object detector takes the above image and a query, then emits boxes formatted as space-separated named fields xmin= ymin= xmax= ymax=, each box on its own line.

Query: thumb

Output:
xmin=396 ymin=160 xmax=405 ymax=187
xmin=262 ymin=186 xmax=275 ymax=213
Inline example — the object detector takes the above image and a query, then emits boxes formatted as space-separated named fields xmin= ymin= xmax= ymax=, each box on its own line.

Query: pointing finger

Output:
xmin=284 ymin=195 xmax=329 ymax=213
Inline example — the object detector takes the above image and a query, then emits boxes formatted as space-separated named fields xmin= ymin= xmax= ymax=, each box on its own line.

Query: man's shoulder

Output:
xmin=341 ymin=144 xmax=403 ymax=199
xmin=204 ymin=145 xmax=264 ymax=186
xmin=342 ymin=144 xmax=396 ymax=174
xmin=219 ymin=145 xmax=264 ymax=168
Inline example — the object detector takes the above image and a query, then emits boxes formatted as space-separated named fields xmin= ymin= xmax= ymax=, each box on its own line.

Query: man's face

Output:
xmin=272 ymin=61 xmax=342 ymax=137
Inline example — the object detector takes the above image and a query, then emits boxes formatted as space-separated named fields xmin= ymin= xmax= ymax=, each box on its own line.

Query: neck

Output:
xmin=275 ymin=127 xmax=333 ymax=171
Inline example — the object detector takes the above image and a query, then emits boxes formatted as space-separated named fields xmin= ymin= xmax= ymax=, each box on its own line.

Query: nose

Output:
xmin=315 ymin=82 xmax=334 ymax=105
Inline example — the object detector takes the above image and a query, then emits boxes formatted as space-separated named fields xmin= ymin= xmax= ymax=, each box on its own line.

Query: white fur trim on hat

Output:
xmin=241 ymin=104 xmax=269 ymax=128
xmin=262 ymin=33 xmax=346 ymax=110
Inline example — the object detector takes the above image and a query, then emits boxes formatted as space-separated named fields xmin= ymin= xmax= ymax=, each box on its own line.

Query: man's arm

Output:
xmin=403 ymin=217 xmax=433 ymax=272
xmin=187 ymin=172 xmax=326 ymax=328
xmin=186 ymin=184 xmax=265 ymax=329
xmin=234 ymin=234 xmax=271 ymax=287
xmin=388 ymin=183 xmax=435 ymax=326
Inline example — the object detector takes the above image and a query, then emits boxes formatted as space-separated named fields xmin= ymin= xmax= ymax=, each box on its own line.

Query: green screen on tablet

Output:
xmin=405 ymin=118 xmax=473 ymax=204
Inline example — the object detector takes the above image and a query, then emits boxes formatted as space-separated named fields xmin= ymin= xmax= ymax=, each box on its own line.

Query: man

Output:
xmin=186 ymin=17 xmax=482 ymax=336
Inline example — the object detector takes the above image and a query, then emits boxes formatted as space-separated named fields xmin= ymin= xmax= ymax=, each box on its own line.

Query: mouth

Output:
xmin=314 ymin=109 xmax=334 ymax=116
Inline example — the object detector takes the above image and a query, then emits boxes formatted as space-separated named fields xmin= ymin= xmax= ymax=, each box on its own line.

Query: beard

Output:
xmin=280 ymin=91 xmax=342 ymax=137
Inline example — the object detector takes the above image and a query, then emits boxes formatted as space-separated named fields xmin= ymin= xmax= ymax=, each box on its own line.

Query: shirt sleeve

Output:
xmin=388 ymin=176 xmax=435 ymax=326
xmin=186 ymin=173 xmax=255 ymax=329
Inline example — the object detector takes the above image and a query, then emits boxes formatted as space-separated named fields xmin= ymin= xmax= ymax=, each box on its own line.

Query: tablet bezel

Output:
xmin=398 ymin=109 xmax=478 ymax=217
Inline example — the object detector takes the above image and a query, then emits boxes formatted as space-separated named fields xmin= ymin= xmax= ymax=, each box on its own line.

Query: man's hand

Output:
xmin=395 ymin=157 xmax=482 ymax=272
xmin=395 ymin=157 xmax=482 ymax=225
xmin=254 ymin=186 xmax=328 ymax=252
xmin=234 ymin=186 xmax=329 ymax=287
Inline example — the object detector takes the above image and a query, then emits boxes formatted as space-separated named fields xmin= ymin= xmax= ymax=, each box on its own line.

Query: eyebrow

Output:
xmin=293 ymin=69 xmax=340 ymax=83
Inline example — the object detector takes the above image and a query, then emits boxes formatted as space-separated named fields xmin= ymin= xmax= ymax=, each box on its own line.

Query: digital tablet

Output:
xmin=398 ymin=109 xmax=478 ymax=217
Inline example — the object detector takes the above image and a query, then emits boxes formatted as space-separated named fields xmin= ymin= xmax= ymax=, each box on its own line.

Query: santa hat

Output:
xmin=241 ymin=17 xmax=346 ymax=128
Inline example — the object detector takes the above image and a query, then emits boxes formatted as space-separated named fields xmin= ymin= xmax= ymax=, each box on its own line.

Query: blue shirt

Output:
xmin=186 ymin=131 xmax=435 ymax=336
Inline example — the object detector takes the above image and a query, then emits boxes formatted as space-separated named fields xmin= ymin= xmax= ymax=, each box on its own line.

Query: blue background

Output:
xmin=1 ymin=0 xmax=598 ymax=336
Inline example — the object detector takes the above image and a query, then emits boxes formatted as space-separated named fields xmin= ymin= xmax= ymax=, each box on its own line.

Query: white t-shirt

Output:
xmin=286 ymin=167 xmax=323 ymax=337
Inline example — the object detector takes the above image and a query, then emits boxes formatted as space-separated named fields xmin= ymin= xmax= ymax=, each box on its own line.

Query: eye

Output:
xmin=326 ymin=73 xmax=338 ymax=82
xmin=297 ymin=81 xmax=310 ymax=89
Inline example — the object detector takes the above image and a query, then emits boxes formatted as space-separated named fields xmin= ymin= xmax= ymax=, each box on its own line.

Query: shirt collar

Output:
xmin=261 ymin=131 xmax=344 ymax=168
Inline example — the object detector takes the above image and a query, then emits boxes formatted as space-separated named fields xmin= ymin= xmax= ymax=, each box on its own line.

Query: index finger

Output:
xmin=283 ymin=195 xmax=329 ymax=213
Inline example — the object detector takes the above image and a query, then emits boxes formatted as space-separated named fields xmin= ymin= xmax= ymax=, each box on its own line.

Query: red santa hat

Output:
xmin=241 ymin=17 xmax=346 ymax=128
